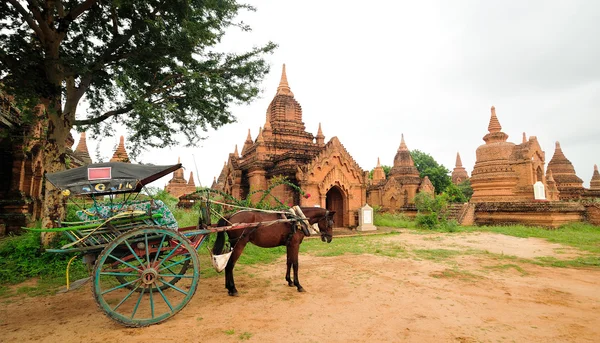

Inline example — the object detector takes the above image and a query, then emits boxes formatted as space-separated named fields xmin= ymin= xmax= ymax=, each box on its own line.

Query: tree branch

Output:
xmin=27 ymin=0 xmax=53 ymax=38
xmin=55 ymin=0 xmax=66 ymax=18
xmin=66 ymin=0 xmax=97 ymax=21
xmin=74 ymin=105 xmax=133 ymax=126
xmin=6 ymin=0 xmax=45 ymax=43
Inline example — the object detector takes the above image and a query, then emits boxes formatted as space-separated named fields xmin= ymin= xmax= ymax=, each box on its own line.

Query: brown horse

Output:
xmin=212 ymin=207 xmax=334 ymax=296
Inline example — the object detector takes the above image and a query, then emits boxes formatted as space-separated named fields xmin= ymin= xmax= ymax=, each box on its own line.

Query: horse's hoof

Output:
xmin=288 ymin=282 xmax=294 ymax=287
xmin=297 ymin=287 xmax=306 ymax=293
xmin=228 ymin=291 xmax=239 ymax=297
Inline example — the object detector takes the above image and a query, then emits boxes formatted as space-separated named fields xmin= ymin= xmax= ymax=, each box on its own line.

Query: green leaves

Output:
xmin=410 ymin=149 xmax=451 ymax=194
xmin=1 ymin=0 xmax=276 ymax=156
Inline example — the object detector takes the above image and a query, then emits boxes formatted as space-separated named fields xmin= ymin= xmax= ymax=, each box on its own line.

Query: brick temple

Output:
xmin=367 ymin=134 xmax=434 ymax=210
xmin=213 ymin=65 xmax=367 ymax=227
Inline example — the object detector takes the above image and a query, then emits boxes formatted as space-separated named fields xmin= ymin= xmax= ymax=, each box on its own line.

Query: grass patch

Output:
xmin=239 ymin=332 xmax=253 ymax=340
xmin=430 ymin=268 xmax=482 ymax=282
xmin=454 ymin=222 xmax=600 ymax=254
xmin=485 ymin=263 xmax=528 ymax=276
xmin=413 ymin=249 xmax=462 ymax=261
xmin=374 ymin=213 xmax=416 ymax=228
xmin=302 ymin=233 xmax=406 ymax=258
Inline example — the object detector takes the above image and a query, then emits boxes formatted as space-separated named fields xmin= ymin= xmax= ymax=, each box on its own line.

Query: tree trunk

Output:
xmin=40 ymin=99 xmax=71 ymax=246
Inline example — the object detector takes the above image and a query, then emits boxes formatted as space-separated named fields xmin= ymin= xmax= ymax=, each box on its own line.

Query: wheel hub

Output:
xmin=141 ymin=268 xmax=159 ymax=285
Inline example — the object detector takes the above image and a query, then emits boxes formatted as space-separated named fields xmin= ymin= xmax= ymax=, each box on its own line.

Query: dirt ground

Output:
xmin=1 ymin=229 xmax=600 ymax=343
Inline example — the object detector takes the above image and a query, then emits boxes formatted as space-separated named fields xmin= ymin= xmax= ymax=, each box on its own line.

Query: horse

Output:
xmin=212 ymin=207 xmax=335 ymax=296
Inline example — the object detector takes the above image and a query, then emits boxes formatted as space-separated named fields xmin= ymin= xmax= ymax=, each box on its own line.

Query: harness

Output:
xmin=283 ymin=207 xmax=330 ymax=246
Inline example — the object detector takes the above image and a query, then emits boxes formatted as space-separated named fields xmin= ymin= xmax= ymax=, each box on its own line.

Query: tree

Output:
xmin=457 ymin=179 xmax=473 ymax=200
xmin=443 ymin=183 xmax=467 ymax=203
xmin=368 ymin=165 xmax=391 ymax=179
xmin=0 ymin=1 xmax=276 ymax=243
xmin=410 ymin=150 xmax=451 ymax=194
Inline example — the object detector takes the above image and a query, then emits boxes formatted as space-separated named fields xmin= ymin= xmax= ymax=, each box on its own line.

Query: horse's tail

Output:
xmin=212 ymin=217 xmax=228 ymax=255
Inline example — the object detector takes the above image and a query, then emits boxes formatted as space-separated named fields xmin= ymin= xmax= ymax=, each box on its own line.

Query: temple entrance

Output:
xmin=326 ymin=186 xmax=345 ymax=228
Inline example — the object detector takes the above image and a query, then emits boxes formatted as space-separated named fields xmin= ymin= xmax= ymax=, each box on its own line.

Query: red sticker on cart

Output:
xmin=88 ymin=167 xmax=112 ymax=180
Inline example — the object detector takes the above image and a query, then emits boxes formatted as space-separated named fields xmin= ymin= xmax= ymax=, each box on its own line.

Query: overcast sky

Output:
xmin=77 ymin=0 xmax=600 ymax=189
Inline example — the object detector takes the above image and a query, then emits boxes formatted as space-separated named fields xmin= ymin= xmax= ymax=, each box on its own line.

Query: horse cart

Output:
xmin=43 ymin=162 xmax=333 ymax=327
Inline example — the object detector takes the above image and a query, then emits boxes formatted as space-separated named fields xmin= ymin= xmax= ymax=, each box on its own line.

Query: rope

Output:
xmin=65 ymin=255 xmax=78 ymax=291
xmin=200 ymin=197 xmax=291 ymax=215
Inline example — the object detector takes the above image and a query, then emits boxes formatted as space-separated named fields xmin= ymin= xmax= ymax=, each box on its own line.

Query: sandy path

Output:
xmin=1 ymin=230 xmax=599 ymax=343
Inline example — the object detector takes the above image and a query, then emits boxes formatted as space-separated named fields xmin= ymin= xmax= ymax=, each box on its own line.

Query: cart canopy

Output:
xmin=45 ymin=162 xmax=181 ymax=196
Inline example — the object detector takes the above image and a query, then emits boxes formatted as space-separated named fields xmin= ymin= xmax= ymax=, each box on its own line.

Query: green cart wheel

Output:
xmin=114 ymin=252 xmax=191 ymax=292
xmin=92 ymin=226 xmax=199 ymax=327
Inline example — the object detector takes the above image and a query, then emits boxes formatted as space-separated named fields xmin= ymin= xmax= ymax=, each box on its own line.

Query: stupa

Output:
xmin=451 ymin=152 xmax=469 ymax=184
xmin=546 ymin=142 xmax=584 ymax=200
xmin=110 ymin=136 xmax=130 ymax=163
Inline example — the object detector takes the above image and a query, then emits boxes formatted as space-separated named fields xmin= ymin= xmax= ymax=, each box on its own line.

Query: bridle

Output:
xmin=319 ymin=210 xmax=333 ymax=241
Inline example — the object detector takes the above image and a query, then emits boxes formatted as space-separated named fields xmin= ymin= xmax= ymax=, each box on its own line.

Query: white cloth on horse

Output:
xmin=289 ymin=206 xmax=317 ymax=235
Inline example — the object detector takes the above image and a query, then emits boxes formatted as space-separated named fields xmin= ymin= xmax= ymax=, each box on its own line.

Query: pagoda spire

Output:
xmin=316 ymin=122 xmax=325 ymax=146
xmin=488 ymin=106 xmax=502 ymax=133
xmin=110 ymin=135 xmax=130 ymax=162
xmin=399 ymin=133 xmax=408 ymax=151
xmin=455 ymin=152 xmax=463 ymax=167
xmin=256 ymin=127 xmax=264 ymax=143
xmin=590 ymin=164 xmax=600 ymax=190
xmin=233 ymin=144 xmax=239 ymax=157
xmin=242 ymin=129 xmax=253 ymax=155
xmin=522 ymin=132 xmax=527 ymax=143
xmin=276 ymin=64 xmax=293 ymax=96
xmin=74 ymin=132 xmax=92 ymax=164
xmin=188 ymin=172 xmax=195 ymax=186
xmin=377 ymin=157 xmax=381 ymax=167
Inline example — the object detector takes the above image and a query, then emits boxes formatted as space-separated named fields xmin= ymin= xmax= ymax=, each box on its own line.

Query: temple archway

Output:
xmin=326 ymin=186 xmax=345 ymax=228
xmin=536 ymin=166 xmax=543 ymax=183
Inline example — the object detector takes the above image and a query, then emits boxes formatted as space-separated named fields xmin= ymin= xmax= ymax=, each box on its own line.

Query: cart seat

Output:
xmin=76 ymin=200 xmax=178 ymax=231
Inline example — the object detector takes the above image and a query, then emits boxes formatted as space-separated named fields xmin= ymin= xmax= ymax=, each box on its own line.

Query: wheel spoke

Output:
xmin=159 ymin=255 xmax=192 ymax=272
xmin=155 ymin=241 xmax=183 ymax=269
xmin=108 ymin=254 xmax=143 ymax=271
xmin=144 ymin=233 xmax=150 ymax=268
xmin=112 ymin=283 xmax=141 ymax=311
xmin=158 ymin=274 xmax=194 ymax=278
xmin=149 ymin=287 xmax=155 ymax=319
xmin=100 ymin=271 xmax=140 ymax=277
xmin=124 ymin=240 xmax=145 ymax=267
xmin=153 ymin=234 xmax=168 ymax=264
xmin=156 ymin=284 xmax=174 ymax=312
xmin=130 ymin=286 xmax=146 ymax=319
xmin=102 ymin=277 xmax=141 ymax=295
xmin=157 ymin=279 xmax=189 ymax=295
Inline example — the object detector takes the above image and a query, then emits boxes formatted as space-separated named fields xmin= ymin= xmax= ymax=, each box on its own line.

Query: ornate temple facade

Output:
xmin=165 ymin=158 xmax=197 ymax=198
xmin=214 ymin=65 xmax=367 ymax=227
xmin=451 ymin=152 xmax=469 ymax=185
xmin=470 ymin=107 xmax=550 ymax=202
xmin=367 ymin=134 xmax=434 ymax=210
xmin=0 ymin=91 xmax=91 ymax=235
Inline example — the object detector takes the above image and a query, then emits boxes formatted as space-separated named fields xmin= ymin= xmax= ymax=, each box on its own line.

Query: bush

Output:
xmin=0 ymin=232 xmax=86 ymax=285
xmin=415 ymin=213 xmax=439 ymax=229
xmin=414 ymin=192 xmax=452 ymax=230
xmin=443 ymin=183 xmax=467 ymax=203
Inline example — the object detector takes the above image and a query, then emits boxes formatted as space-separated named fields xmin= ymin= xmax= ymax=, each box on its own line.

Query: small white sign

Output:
xmin=363 ymin=209 xmax=372 ymax=224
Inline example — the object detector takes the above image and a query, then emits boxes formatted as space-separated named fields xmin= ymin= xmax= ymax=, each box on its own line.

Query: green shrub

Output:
xmin=415 ymin=213 xmax=439 ymax=229
xmin=0 ymin=232 xmax=86 ymax=285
